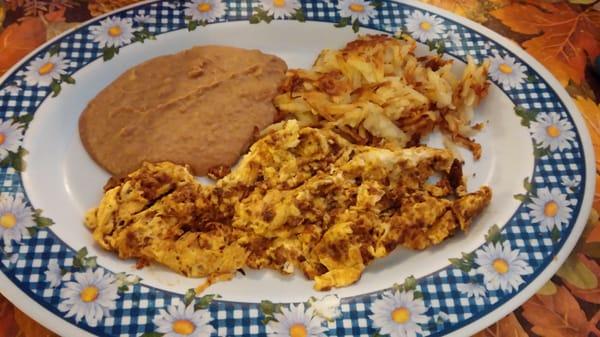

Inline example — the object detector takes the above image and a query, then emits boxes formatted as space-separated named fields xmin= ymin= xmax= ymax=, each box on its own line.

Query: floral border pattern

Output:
xmin=0 ymin=1 xmax=590 ymax=336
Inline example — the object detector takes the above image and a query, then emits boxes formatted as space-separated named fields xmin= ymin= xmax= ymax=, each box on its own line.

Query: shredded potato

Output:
xmin=275 ymin=34 xmax=490 ymax=157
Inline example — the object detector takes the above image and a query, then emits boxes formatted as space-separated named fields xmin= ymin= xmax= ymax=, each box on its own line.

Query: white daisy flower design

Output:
xmin=561 ymin=176 xmax=581 ymax=191
xmin=0 ymin=120 xmax=24 ymax=161
xmin=57 ymin=268 xmax=119 ymax=327
xmin=24 ymin=53 xmax=69 ymax=87
xmin=8 ymin=253 xmax=18 ymax=264
xmin=184 ymin=0 xmax=227 ymax=23
xmin=1 ymin=83 xmax=21 ymax=96
xmin=445 ymin=30 xmax=461 ymax=46
xmin=528 ymin=187 xmax=572 ymax=231
xmin=405 ymin=10 xmax=446 ymax=42
xmin=475 ymin=241 xmax=533 ymax=293
xmin=45 ymin=259 xmax=71 ymax=288
xmin=90 ymin=17 xmax=136 ymax=49
xmin=530 ymin=112 xmax=576 ymax=152
xmin=153 ymin=300 xmax=215 ymax=337
xmin=488 ymin=53 xmax=527 ymax=90
xmin=457 ymin=282 xmax=486 ymax=299
xmin=309 ymin=294 xmax=341 ymax=321
xmin=134 ymin=13 xmax=154 ymax=25
xmin=260 ymin=0 xmax=301 ymax=20
xmin=369 ymin=290 xmax=428 ymax=337
xmin=268 ymin=303 xmax=327 ymax=337
xmin=0 ymin=195 xmax=34 ymax=246
xmin=337 ymin=0 xmax=377 ymax=24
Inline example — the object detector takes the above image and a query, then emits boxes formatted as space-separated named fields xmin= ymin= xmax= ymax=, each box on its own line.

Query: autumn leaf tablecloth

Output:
xmin=0 ymin=0 xmax=599 ymax=336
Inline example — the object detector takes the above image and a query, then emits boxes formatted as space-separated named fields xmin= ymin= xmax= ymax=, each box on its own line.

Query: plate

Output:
xmin=0 ymin=0 xmax=594 ymax=336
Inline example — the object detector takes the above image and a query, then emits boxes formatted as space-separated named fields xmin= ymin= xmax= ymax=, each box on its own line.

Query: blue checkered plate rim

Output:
xmin=0 ymin=0 xmax=595 ymax=336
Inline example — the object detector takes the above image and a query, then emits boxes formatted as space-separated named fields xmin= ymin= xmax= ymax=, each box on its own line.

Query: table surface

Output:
xmin=0 ymin=0 xmax=599 ymax=336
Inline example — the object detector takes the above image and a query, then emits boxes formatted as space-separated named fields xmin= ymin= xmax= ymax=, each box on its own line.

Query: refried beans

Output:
xmin=79 ymin=45 xmax=287 ymax=176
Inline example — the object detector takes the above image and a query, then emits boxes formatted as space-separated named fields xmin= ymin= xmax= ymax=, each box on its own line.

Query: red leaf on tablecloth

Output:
xmin=472 ymin=312 xmax=529 ymax=337
xmin=0 ymin=17 xmax=46 ymax=76
xmin=521 ymin=285 xmax=589 ymax=337
xmin=491 ymin=1 xmax=600 ymax=86
xmin=564 ymin=254 xmax=600 ymax=304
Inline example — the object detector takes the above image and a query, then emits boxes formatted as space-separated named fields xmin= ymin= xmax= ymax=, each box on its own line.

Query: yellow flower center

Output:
xmin=38 ymin=62 xmax=55 ymax=76
xmin=0 ymin=213 xmax=16 ymax=229
xmin=0 ymin=133 xmax=6 ymax=145
xmin=273 ymin=0 xmax=286 ymax=8
xmin=546 ymin=125 xmax=561 ymax=138
xmin=79 ymin=286 xmax=99 ymax=303
xmin=544 ymin=201 xmax=559 ymax=217
xmin=492 ymin=259 xmax=509 ymax=274
xmin=172 ymin=319 xmax=196 ymax=335
xmin=499 ymin=63 xmax=513 ymax=74
xmin=289 ymin=324 xmax=308 ymax=337
xmin=197 ymin=2 xmax=212 ymax=12
xmin=391 ymin=307 xmax=411 ymax=324
xmin=349 ymin=3 xmax=365 ymax=12
xmin=419 ymin=21 xmax=432 ymax=31
xmin=108 ymin=26 xmax=122 ymax=37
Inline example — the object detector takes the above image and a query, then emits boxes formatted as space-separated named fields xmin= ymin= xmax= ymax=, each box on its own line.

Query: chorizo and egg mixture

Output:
xmin=85 ymin=35 xmax=492 ymax=291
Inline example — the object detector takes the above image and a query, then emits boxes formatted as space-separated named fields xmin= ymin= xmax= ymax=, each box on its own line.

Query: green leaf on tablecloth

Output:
xmin=551 ymin=226 xmax=561 ymax=243
xmin=102 ymin=47 xmax=118 ymax=61
xmin=194 ymin=294 xmax=220 ymax=310
xmin=514 ymin=106 xmax=538 ymax=127
xmin=294 ymin=9 xmax=306 ymax=22
xmin=34 ymin=209 xmax=54 ymax=227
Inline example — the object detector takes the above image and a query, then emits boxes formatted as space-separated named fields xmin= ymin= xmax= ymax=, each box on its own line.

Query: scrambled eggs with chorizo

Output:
xmin=86 ymin=121 xmax=491 ymax=290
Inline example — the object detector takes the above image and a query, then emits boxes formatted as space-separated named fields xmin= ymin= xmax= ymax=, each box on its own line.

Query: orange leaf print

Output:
xmin=471 ymin=312 xmax=529 ymax=337
xmin=574 ymin=96 xmax=600 ymax=210
xmin=13 ymin=307 xmax=59 ymax=337
xmin=491 ymin=1 xmax=600 ymax=86
xmin=565 ymin=254 xmax=600 ymax=304
xmin=419 ymin=0 xmax=510 ymax=23
xmin=0 ymin=295 xmax=18 ymax=337
xmin=521 ymin=286 xmax=589 ymax=337
xmin=0 ymin=17 xmax=46 ymax=76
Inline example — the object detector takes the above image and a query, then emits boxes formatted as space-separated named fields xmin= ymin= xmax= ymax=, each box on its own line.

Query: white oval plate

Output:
xmin=0 ymin=1 xmax=594 ymax=336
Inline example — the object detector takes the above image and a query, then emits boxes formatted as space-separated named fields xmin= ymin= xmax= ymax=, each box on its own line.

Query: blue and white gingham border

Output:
xmin=0 ymin=1 xmax=590 ymax=336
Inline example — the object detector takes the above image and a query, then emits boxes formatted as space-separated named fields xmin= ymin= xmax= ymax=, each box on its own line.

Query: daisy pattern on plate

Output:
xmin=488 ymin=52 xmax=527 ymax=90
xmin=530 ymin=112 xmax=576 ymax=152
xmin=0 ymin=195 xmax=34 ymax=246
xmin=90 ymin=16 xmax=136 ymax=49
xmin=153 ymin=300 xmax=215 ymax=337
xmin=369 ymin=290 xmax=429 ymax=337
xmin=185 ymin=0 xmax=227 ymax=23
xmin=561 ymin=176 xmax=581 ymax=192
xmin=260 ymin=0 xmax=301 ymax=20
xmin=457 ymin=282 xmax=486 ymax=299
xmin=474 ymin=241 xmax=533 ymax=293
xmin=337 ymin=0 xmax=377 ymax=24
xmin=404 ymin=10 xmax=446 ymax=42
xmin=267 ymin=303 xmax=327 ymax=337
xmin=528 ymin=187 xmax=572 ymax=231
xmin=0 ymin=120 xmax=24 ymax=161
xmin=1 ymin=82 xmax=21 ymax=96
xmin=134 ymin=13 xmax=154 ymax=25
xmin=24 ymin=52 xmax=69 ymax=87
xmin=46 ymin=259 xmax=70 ymax=288
xmin=309 ymin=294 xmax=341 ymax=321
xmin=445 ymin=30 xmax=461 ymax=46
xmin=57 ymin=268 xmax=119 ymax=327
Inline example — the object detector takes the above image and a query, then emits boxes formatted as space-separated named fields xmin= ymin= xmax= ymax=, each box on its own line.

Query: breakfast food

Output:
xmin=275 ymin=35 xmax=489 ymax=158
xmin=85 ymin=120 xmax=491 ymax=290
xmin=84 ymin=35 xmax=494 ymax=291
xmin=79 ymin=45 xmax=287 ymax=176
